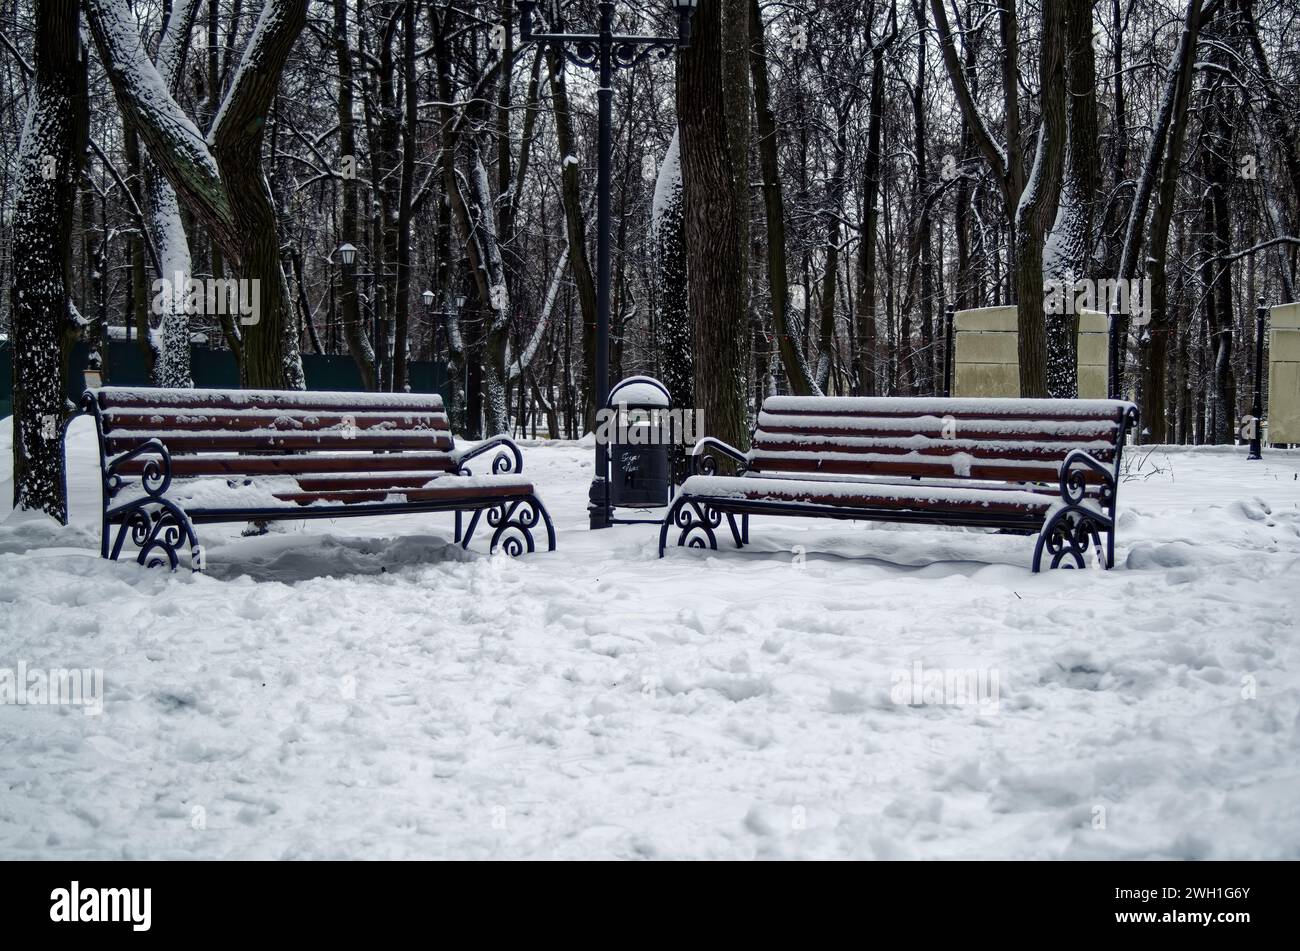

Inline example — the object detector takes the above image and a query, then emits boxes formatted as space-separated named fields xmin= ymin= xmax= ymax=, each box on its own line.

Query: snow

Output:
xmin=2 ymin=416 xmax=1300 ymax=859
xmin=650 ymin=129 xmax=682 ymax=240
xmin=758 ymin=411 xmax=1120 ymax=437
xmin=96 ymin=386 xmax=445 ymax=410
xmin=607 ymin=378 xmax=671 ymax=408
xmin=763 ymin=396 xmax=1135 ymax=417
xmin=679 ymin=474 xmax=1053 ymax=510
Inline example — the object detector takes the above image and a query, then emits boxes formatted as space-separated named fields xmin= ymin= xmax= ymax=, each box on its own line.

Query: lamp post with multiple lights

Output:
xmin=514 ymin=0 xmax=697 ymax=529
xmin=422 ymin=288 xmax=469 ymax=404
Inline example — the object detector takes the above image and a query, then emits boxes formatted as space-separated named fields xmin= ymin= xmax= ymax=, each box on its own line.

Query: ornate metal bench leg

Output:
xmin=108 ymin=499 xmax=200 ymax=572
xmin=724 ymin=512 xmax=744 ymax=548
xmin=531 ymin=494 xmax=557 ymax=552
xmin=460 ymin=508 xmax=484 ymax=550
xmin=454 ymin=510 xmax=463 ymax=543
xmin=1036 ymin=450 xmax=1121 ymax=572
xmin=660 ymin=499 xmax=721 ymax=555
xmin=487 ymin=495 xmax=556 ymax=555
xmin=1033 ymin=506 xmax=1110 ymax=572
xmin=741 ymin=514 xmax=750 ymax=544
xmin=658 ymin=496 xmax=686 ymax=557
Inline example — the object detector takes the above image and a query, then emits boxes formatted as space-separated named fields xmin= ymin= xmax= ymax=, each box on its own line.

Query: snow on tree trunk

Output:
xmin=471 ymin=149 xmax=511 ymax=436
xmin=85 ymin=0 xmax=307 ymax=391
xmin=652 ymin=129 xmax=693 ymax=412
xmin=146 ymin=165 xmax=194 ymax=388
xmin=145 ymin=1 xmax=198 ymax=388
xmin=10 ymin=0 xmax=88 ymax=522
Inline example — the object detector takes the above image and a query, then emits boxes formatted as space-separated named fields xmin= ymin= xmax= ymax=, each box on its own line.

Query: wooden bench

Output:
xmin=81 ymin=386 xmax=556 ymax=570
xmin=659 ymin=396 xmax=1139 ymax=571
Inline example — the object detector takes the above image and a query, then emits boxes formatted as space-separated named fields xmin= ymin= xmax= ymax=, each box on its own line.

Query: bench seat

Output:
xmin=83 ymin=386 xmax=556 ymax=570
xmin=661 ymin=396 xmax=1138 ymax=571
xmin=677 ymin=474 xmax=1058 ymax=520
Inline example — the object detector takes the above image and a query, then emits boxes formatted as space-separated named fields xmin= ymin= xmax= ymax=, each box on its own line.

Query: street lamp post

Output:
xmin=1247 ymin=296 xmax=1267 ymax=460
xmin=422 ymin=289 xmax=468 ymax=406
xmin=514 ymin=0 xmax=697 ymax=529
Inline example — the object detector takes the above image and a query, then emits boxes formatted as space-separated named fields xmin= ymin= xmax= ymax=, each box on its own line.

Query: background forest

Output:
xmin=2 ymin=0 xmax=1299 ymax=517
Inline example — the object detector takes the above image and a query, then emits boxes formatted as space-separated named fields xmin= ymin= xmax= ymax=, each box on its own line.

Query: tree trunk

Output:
xmin=86 ymin=0 xmax=308 ymax=391
xmin=10 ymin=0 xmax=88 ymax=521
xmin=749 ymin=0 xmax=817 ymax=395
xmin=1043 ymin=0 xmax=1100 ymax=398
xmin=1138 ymin=1 xmax=1205 ymax=442
xmin=679 ymin=0 xmax=750 ymax=451
xmin=854 ymin=7 xmax=897 ymax=396
xmin=1011 ymin=0 xmax=1067 ymax=398
xmin=546 ymin=47 xmax=599 ymax=432
xmin=653 ymin=130 xmax=692 ymax=411
xmin=333 ymin=0 xmax=375 ymax=389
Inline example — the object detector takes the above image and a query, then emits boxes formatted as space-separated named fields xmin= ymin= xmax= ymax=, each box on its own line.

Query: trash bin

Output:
xmin=606 ymin=376 xmax=673 ymax=509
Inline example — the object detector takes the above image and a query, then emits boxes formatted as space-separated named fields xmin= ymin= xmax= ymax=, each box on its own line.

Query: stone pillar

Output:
xmin=1268 ymin=302 xmax=1300 ymax=445
xmin=953 ymin=306 xmax=1109 ymax=398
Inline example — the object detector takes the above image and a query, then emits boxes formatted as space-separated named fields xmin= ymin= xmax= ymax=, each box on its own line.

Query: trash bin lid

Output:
xmin=607 ymin=375 xmax=670 ymax=408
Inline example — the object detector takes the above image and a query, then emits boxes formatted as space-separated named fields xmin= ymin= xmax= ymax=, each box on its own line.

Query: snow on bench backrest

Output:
xmin=750 ymin=396 xmax=1133 ymax=484
xmin=90 ymin=386 xmax=452 ymax=457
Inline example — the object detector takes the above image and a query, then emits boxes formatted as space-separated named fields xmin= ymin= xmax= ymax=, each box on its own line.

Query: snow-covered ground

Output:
xmin=1 ymin=415 xmax=1298 ymax=859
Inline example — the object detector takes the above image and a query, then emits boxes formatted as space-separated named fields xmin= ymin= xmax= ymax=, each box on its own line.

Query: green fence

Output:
xmin=0 ymin=339 xmax=450 ymax=418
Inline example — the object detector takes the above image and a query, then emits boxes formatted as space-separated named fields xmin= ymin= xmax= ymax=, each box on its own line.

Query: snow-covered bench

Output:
xmin=659 ymin=396 xmax=1140 ymax=571
xmin=81 ymin=387 xmax=556 ymax=570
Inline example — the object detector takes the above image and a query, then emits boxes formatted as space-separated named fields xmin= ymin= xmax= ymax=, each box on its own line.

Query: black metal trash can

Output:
xmin=606 ymin=376 xmax=673 ymax=509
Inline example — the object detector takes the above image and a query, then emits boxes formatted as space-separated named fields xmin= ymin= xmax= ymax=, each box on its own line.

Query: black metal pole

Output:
xmin=1107 ymin=300 xmax=1119 ymax=401
xmin=588 ymin=1 xmax=614 ymax=529
xmin=516 ymin=0 xmax=692 ymax=528
xmin=1248 ymin=296 xmax=1266 ymax=460
xmin=943 ymin=305 xmax=954 ymax=397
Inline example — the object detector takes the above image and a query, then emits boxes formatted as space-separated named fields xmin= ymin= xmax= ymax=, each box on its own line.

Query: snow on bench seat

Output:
xmin=679 ymin=475 xmax=1054 ymax=515
xmin=117 ymin=472 xmax=535 ymax=512
xmin=661 ymin=395 xmax=1139 ymax=570
xmin=82 ymin=386 xmax=556 ymax=568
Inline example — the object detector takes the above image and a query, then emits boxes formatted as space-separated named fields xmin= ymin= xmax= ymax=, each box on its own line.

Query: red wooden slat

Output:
xmin=746 ymin=457 xmax=1105 ymax=484
xmin=752 ymin=438 xmax=1115 ymax=462
xmin=725 ymin=485 xmax=1054 ymax=514
xmin=270 ymin=481 xmax=531 ymax=506
xmin=769 ymin=405 xmax=1119 ymax=416
xmin=756 ymin=422 xmax=1116 ymax=443
xmin=96 ymin=388 xmax=443 ymax=415
xmin=114 ymin=452 xmax=459 ymax=478
xmin=105 ymin=432 xmax=452 ymax=455
xmin=101 ymin=411 xmax=450 ymax=435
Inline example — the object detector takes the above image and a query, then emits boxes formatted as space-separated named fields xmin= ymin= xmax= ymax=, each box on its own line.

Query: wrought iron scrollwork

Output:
xmin=691 ymin=437 xmax=749 ymax=477
xmin=561 ymin=39 xmax=600 ymax=70
xmin=454 ymin=436 xmax=524 ymax=477
xmin=108 ymin=498 xmax=200 ymax=571
xmin=658 ymin=497 xmax=726 ymax=556
xmin=488 ymin=495 xmax=557 ymax=556
xmin=82 ymin=391 xmax=203 ymax=572
xmin=1032 ymin=450 xmax=1117 ymax=572
xmin=612 ymin=39 xmax=675 ymax=69
xmin=461 ymin=495 xmax=556 ymax=555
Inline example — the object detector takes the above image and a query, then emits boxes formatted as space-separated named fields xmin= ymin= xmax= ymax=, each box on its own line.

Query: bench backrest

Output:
xmin=749 ymin=396 xmax=1137 ymax=485
xmin=88 ymin=387 xmax=456 ymax=478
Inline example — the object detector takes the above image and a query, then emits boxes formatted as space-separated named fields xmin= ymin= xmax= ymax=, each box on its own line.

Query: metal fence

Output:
xmin=0 ymin=340 xmax=450 ymax=419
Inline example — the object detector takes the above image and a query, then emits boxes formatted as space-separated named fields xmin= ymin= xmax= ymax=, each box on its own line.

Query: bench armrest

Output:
xmin=1058 ymin=449 xmax=1117 ymax=510
xmin=691 ymin=437 xmax=749 ymax=476
xmin=451 ymin=435 xmax=524 ymax=476
xmin=103 ymin=438 xmax=174 ymax=501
